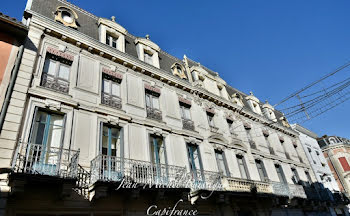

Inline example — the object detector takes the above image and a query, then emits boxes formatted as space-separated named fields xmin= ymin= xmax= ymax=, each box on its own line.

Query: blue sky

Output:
xmin=2 ymin=0 xmax=350 ymax=138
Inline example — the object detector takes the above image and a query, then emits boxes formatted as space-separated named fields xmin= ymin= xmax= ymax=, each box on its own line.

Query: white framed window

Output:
xmin=145 ymin=92 xmax=160 ymax=110
xmin=207 ymin=113 xmax=215 ymax=127
xmin=144 ymin=51 xmax=153 ymax=65
xmin=180 ymin=104 xmax=191 ymax=120
xmin=106 ymin=33 xmax=118 ymax=49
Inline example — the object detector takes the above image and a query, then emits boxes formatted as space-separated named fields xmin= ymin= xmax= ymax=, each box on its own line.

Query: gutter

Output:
xmin=0 ymin=44 xmax=25 ymax=132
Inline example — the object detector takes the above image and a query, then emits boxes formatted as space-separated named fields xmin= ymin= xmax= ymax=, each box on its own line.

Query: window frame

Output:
xmin=145 ymin=91 xmax=160 ymax=110
xmin=255 ymin=159 xmax=268 ymax=182
xmin=215 ymin=150 xmax=230 ymax=177
xmin=179 ymin=103 xmax=191 ymax=120
xmin=236 ymin=155 xmax=250 ymax=179
xmin=100 ymin=123 xmax=123 ymax=158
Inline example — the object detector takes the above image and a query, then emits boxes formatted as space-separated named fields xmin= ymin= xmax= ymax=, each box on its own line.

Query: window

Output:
xmin=215 ymin=150 xmax=229 ymax=176
xmin=291 ymin=168 xmax=300 ymax=184
xmin=102 ymin=75 xmax=121 ymax=108
xmin=237 ymin=155 xmax=249 ymax=179
xmin=150 ymin=135 xmax=167 ymax=165
xmin=245 ymin=128 xmax=253 ymax=141
xmin=256 ymin=160 xmax=268 ymax=182
xmin=29 ymin=109 xmax=65 ymax=149
xmin=144 ymin=51 xmax=153 ymax=65
xmin=41 ymin=54 xmax=71 ymax=93
xmin=227 ymin=119 xmax=233 ymax=133
xmin=145 ymin=91 xmax=160 ymax=110
xmin=187 ymin=144 xmax=203 ymax=179
xmin=106 ymin=33 xmax=118 ymax=49
xmin=305 ymin=171 xmax=312 ymax=186
xmin=275 ymin=164 xmax=286 ymax=183
xmin=207 ymin=113 xmax=215 ymax=127
xmin=101 ymin=124 xmax=122 ymax=157
xmin=180 ymin=103 xmax=191 ymax=120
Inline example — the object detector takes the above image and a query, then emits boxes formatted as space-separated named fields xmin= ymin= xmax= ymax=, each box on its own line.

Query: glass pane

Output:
xmin=111 ymin=137 xmax=120 ymax=157
xmin=184 ymin=108 xmax=191 ymax=119
xmin=46 ymin=114 xmax=64 ymax=149
xmin=43 ymin=58 xmax=56 ymax=76
xmin=238 ymin=157 xmax=247 ymax=179
xmin=106 ymin=34 xmax=110 ymax=45
xmin=111 ymin=82 xmax=120 ymax=97
xmin=157 ymin=138 xmax=165 ymax=164
xmin=144 ymin=52 xmax=153 ymax=64
xmin=58 ymin=64 xmax=70 ymax=80
xmin=103 ymin=79 xmax=110 ymax=94
xmin=145 ymin=94 xmax=151 ymax=107
xmin=112 ymin=40 xmax=117 ymax=48
xmin=152 ymin=97 xmax=159 ymax=109
xmin=193 ymin=147 xmax=201 ymax=171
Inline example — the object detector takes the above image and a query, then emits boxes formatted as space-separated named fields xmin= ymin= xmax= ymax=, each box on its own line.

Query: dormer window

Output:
xmin=135 ymin=36 xmax=160 ymax=68
xmin=106 ymin=33 xmax=118 ymax=49
xmin=144 ymin=50 xmax=153 ymax=65
xmin=171 ymin=63 xmax=187 ymax=79
xmin=98 ymin=17 xmax=127 ymax=53
xmin=231 ymin=93 xmax=244 ymax=107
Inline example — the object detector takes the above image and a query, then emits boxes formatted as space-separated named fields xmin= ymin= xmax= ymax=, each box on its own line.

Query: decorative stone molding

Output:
xmin=243 ymin=122 xmax=251 ymax=130
xmin=262 ymin=129 xmax=269 ymax=137
xmin=47 ymin=47 xmax=74 ymax=61
xmin=206 ymin=107 xmax=215 ymax=115
xmin=102 ymin=67 xmax=123 ymax=80
xmin=45 ymin=99 xmax=61 ymax=111
xmin=106 ymin=116 xmax=119 ymax=125
xmin=279 ymin=136 xmax=285 ymax=143
xmin=135 ymin=37 xmax=160 ymax=52
xmin=178 ymin=97 xmax=191 ymax=106
xmin=144 ymin=84 xmax=161 ymax=94
xmin=98 ymin=18 xmax=127 ymax=35
xmin=171 ymin=63 xmax=187 ymax=80
xmin=54 ymin=6 xmax=78 ymax=29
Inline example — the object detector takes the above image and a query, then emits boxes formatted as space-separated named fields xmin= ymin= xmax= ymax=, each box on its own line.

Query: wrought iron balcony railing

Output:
xmin=12 ymin=141 xmax=79 ymax=179
xmin=271 ymin=182 xmax=290 ymax=197
xmin=222 ymin=177 xmax=272 ymax=194
xmin=102 ymin=93 xmax=122 ymax=109
xmin=289 ymin=184 xmax=307 ymax=198
xmin=41 ymin=73 xmax=69 ymax=94
xmin=182 ymin=118 xmax=195 ymax=131
xmin=146 ymin=107 xmax=162 ymax=121
xmin=90 ymin=155 xmax=186 ymax=187
xmin=269 ymin=147 xmax=275 ymax=155
xmin=185 ymin=170 xmax=223 ymax=191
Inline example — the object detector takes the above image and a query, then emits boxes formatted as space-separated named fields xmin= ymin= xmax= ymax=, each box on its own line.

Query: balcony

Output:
xmin=182 ymin=118 xmax=195 ymax=131
xmin=102 ymin=93 xmax=122 ymax=109
xmin=146 ymin=107 xmax=162 ymax=121
xmin=269 ymin=147 xmax=275 ymax=155
xmin=249 ymin=140 xmax=257 ymax=150
xmin=289 ymin=184 xmax=307 ymax=198
xmin=41 ymin=73 xmax=69 ymax=94
xmin=90 ymin=155 xmax=186 ymax=187
xmin=271 ymin=182 xmax=290 ymax=197
xmin=186 ymin=170 xmax=223 ymax=191
xmin=12 ymin=141 xmax=79 ymax=179
xmin=210 ymin=126 xmax=219 ymax=133
xmin=222 ymin=177 xmax=272 ymax=194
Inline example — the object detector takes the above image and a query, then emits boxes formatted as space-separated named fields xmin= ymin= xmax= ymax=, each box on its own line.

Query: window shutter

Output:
xmin=339 ymin=157 xmax=350 ymax=172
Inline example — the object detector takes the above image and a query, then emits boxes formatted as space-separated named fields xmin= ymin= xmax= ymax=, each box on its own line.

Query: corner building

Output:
xmin=0 ymin=0 xmax=343 ymax=215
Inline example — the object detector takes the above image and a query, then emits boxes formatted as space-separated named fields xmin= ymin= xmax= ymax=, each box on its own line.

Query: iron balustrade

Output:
xmin=146 ymin=107 xmax=162 ymax=121
xmin=90 ymin=154 xmax=186 ymax=187
xmin=41 ymin=73 xmax=69 ymax=94
xmin=182 ymin=118 xmax=195 ymax=131
xmin=12 ymin=141 xmax=79 ymax=179
xmin=101 ymin=93 xmax=122 ymax=109
xmin=289 ymin=184 xmax=307 ymax=198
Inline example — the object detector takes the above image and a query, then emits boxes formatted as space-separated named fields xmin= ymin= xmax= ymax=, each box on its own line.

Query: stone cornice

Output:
xmin=27 ymin=11 xmax=297 ymax=138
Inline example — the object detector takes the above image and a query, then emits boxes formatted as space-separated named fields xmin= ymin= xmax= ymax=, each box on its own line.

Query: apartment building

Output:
xmin=0 ymin=0 xmax=346 ymax=215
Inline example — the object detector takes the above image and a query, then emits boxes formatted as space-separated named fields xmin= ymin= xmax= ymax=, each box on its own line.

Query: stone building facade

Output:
xmin=318 ymin=136 xmax=350 ymax=198
xmin=0 ymin=0 xmax=347 ymax=215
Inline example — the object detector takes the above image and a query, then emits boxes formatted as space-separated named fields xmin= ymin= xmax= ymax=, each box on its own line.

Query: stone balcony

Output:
xmin=222 ymin=177 xmax=272 ymax=194
xmin=271 ymin=182 xmax=307 ymax=199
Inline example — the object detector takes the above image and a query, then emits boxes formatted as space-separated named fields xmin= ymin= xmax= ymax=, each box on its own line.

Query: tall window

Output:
xmin=291 ymin=168 xmax=300 ymax=184
xmin=106 ymin=33 xmax=118 ymax=49
xmin=101 ymin=124 xmax=122 ymax=157
xmin=227 ymin=119 xmax=233 ymax=133
xmin=144 ymin=51 xmax=153 ymax=65
xmin=207 ymin=113 xmax=215 ymax=127
xmin=305 ymin=171 xmax=312 ymax=186
xmin=150 ymin=135 xmax=166 ymax=165
xmin=255 ymin=160 xmax=268 ymax=182
xmin=41 ymin=54 xmax=71 ymax=93
xmin=237 ymin=155 xmax=249 ymax=179
xmin=145 ymin=91 xmax=160 ymax=110
xmin=187 ymin=144 xmax=203 ymax=179
xmin=30 ymin=109 xmax=65 ymax=150
xmin=275 ymin=164 xmax=286 ymax=183
xmin=180 ymin=103 xmax=191 ymax=120
xmin=245 ymin=128 xmax=253 ymax=140
xmin=102 ymin=75 xmax=121 ymax=108
xmin=215 ymin=150 xmax=229 ymax=176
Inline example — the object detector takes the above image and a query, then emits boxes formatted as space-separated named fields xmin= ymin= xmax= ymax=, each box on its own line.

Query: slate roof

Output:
xmin=27 ymin=0 xmax=288 ymax=127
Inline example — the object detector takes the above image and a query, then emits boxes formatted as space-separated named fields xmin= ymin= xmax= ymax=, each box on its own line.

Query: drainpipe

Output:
xmin=0 ymin=45 xmax=25 ymax=132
